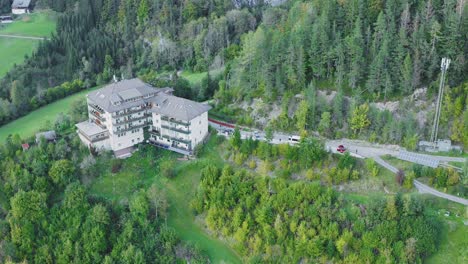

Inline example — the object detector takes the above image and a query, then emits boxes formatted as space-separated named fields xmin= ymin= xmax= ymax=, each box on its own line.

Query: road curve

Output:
xmin=209 ymin=119 xmax=468 ymax=205
xmin=414 ymin=180 xmax=468 ymax=206
xmin=374 ymin=155 xmax=468 ymax=205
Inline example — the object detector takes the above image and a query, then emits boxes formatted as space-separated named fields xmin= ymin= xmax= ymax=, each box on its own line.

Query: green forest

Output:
xmin=193 ymin=164 xmax=439 ymax=263
xmin=0 ymin=0 xmax=466 ymax=147
xmin=0 ymin=106 xmax=209 ymax=263
xmin=0 ymin=0 xmax=467 ymax=263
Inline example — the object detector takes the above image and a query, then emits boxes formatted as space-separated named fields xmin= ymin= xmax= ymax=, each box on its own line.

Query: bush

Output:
xmin=248 ymin=159 xmax=256 ymax=169
xmin=160 ymin=159 xmax=175 ymax=178
xmin=404 ymin=171 xmax=415 ymax=189
xmin=277 ymin=169 xmax=291 ymax=179
xmin=111 ymin=159 xmax=123 ymax=173
xmin=365 ymin=159 xmax=379 ymax=177
xmin=396 ymin=169 xmax=405 ymax=186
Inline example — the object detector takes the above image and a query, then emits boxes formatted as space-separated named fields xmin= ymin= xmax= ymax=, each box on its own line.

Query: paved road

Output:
xmin=326 ymin=140 xmax=468 ymax=205
xmin=209 ymin=121 xmax=293 ymax=144
xmin=414 ymin=180 xmax=468 ymax=205
xmin=0 ymin=34 xmax=46 ymax=40
xmin=210 ymin=119 xmax=468 ymax=205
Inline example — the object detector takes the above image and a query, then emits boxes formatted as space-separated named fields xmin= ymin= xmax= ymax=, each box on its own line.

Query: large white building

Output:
xmin=76 ymin=79 xmax=211 ymax=158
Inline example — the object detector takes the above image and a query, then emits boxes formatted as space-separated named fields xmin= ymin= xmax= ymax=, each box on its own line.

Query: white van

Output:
xmin=288 ymin=135 xmax=300 ymax=143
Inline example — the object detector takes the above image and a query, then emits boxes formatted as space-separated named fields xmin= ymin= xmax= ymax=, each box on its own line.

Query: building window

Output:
xmin=132 ymin=139 xmax=134 ymax=143
xmin=199 ymin=120 xmax=201 ymax=124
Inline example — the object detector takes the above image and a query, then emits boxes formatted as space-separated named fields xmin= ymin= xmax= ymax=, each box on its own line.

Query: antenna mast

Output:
xmin=430 ymin=57 xmax=450 ymax=145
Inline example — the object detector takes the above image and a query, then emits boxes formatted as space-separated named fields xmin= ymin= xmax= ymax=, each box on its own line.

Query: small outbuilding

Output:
xmin=35 ymin=130 xmax=57 ymax=143
xmin=11 ymin=0 xmax=31 ymax=15
xmin=0 ymin=15 xmax=13 ymax=24
xmin=21 ymin=143 xmax=30 ymax=151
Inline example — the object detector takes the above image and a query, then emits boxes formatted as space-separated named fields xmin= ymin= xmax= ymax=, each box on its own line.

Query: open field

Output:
xmin=0 ymin=11 xmax=57 ymax=37
xmin=90 ymin=139 xmax=242 ymax=264
xmin=180 ymin=68 xmax=224 ymax=87
xmin=0 ymin=11 xmax=57 ymax=77
xmin=0 ymin=87 xmax=98 ymax=142
xmin=0 ymin=11 xmax=57 ymax=78
xmin=0 ymin=37 xmax=39 ymax=77
xmin=424 ymin=198 xmax=468 ymax=264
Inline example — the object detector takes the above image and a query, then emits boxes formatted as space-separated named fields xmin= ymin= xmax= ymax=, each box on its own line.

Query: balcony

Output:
xmin=161 ymin=116 xmax=190 ymax=126
xmin=113 ymin=114 xmax=149 ymax=125
xmin=89 ymin=104 xmax=104 ymax=114
xmin=113 ymin=121 xmax=150 ymax=134
xmin=94 ymin=119 xmax=107 ymax=130
xmin=162 ymin=134 xmax=191 ymax=145
xmin=161 ymin=124 xmax=190 ymax=134
xmin=78 ymin=130 xmax=109 ymax=143
xmin=149 ymin=128 xmax=161 ymax=136
xmin=90 ymin=110 xmax=106 ymax=122
xmin=112 ymin=106 xmax=149 ymax=117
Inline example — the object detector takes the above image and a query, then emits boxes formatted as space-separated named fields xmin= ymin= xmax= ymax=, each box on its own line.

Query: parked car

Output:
xmin=254 ymin=131 xmax=260 ymax=139
xmin=337 ymin=145 xmax=346 ymax=153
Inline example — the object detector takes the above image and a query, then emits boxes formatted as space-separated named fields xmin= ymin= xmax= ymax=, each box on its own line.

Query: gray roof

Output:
xmin=152 ymin=94 xmax=211 ymax=121
xmin=76 ymin=120 xmax=107 ymax=136
xmin=12 ymin=0 xmax=31 ymax=8
xmin=87 ymin=78 xmax=173 ymax=112
xmin=36 ymin=130 xmax=56 ymax=141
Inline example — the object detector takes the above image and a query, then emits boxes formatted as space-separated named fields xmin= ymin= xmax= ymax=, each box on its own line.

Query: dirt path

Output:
xmin=0 ymin=34 xmax=46 ymax=40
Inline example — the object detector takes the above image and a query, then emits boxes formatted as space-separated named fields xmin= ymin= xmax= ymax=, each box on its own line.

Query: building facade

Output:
xmin=76 ymin=79 xmax=211 ymax=158
xmin=11 ymin=0 xmax=31 ymax=14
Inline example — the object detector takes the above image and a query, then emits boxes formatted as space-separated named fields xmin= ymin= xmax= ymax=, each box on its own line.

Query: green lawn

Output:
xmin=424 ymin=198 xmax=468 ymax=264
xmin=90 ymin=139 xmax=242 ymax=264
xmin=0 ymin=10 xmax=57 ymax=77
xmin=180 ymin=68 xmax=224 ymax=87
xmin=0 ymin=87 xmax=98 ymax=142
xmin=0 ymin=11 xmax=57 ymax=37
xmin=0 ymin=37 xmax=39 ymax=77
xmin=427 ymin=222 xmax=468 ymax=264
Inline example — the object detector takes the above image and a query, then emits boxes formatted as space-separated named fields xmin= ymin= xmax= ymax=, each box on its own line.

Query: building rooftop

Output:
xmin=87 ymin=78 xmax=173 ymax=112
xmin=76 ymin=120 xmax=107 ymax=136
xmin=12 ymin=0 xmax=31 ymax=8
xmin=152 ymin=94 xmax=211 ymax=121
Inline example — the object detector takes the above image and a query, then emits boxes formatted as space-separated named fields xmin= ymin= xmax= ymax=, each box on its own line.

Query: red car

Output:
xmin=337 ymin=145 xmax=346 ymax=153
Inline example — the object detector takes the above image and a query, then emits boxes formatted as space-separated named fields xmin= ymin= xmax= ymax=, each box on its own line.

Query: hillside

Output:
xmin=0 ymin=0 xmax=466 ymax=146
xmin=0 ymin=1 xmax=466 ymax=263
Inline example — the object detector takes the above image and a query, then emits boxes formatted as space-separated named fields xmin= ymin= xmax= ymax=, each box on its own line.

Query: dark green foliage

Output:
xmin=110 ymin=159 xmax=123 ymax=173
xmin=1 ymin=0 xmax=258 ymax=125
xmin=193 ymin=164 xmax=440 ymax=263
xmin=160 ymin=159 xmax=175 ymax=178
xmin=0 ymin=132 xmax=208 ymax=263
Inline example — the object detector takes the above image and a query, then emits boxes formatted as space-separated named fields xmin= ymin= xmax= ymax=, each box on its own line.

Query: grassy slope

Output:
xmin=0 ymin=11 xmax=57 ymax=77
xmin=0 ymin=11 xmax=57 ymax=37
xmin=90 ymin=139 xmax=242 ymax=264
xmin=0 ymin=87 xmax=98 ymax=142
xmin=180 ymin=68 xmax=224 ymax=87
xmin=424 ymin=199 xmax=468 ymax=264
xmin=427 ymin=219 xmax=468 ymax=264
xmin=0 ymin=37 xmax=38 ymax=77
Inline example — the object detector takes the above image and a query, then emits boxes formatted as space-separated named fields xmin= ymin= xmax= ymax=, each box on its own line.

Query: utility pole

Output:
xmin=430 ymin=58 xmax=451 ymax=146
